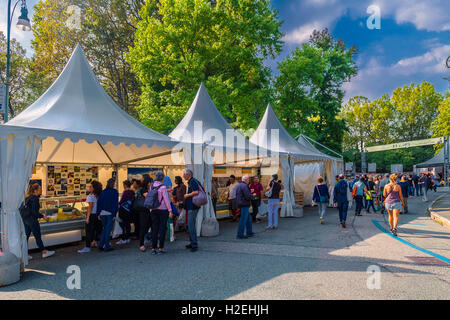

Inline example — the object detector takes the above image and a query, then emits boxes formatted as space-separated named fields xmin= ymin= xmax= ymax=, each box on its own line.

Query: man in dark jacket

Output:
xmin=333 ymin=174 xmax=349 ymax=228
xmin=235 ymin=175 xmax=255 ymax=239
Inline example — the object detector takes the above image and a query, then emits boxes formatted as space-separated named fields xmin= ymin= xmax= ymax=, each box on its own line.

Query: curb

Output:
xmin=427 ymin=193 xmax=450 ymax=229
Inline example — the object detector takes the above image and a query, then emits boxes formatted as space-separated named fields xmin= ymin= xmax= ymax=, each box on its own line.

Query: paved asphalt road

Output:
xmin=1 ymin=192 xmax=449 ymax=300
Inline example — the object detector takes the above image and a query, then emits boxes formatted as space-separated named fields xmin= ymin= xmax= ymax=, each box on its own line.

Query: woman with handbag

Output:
xmin=265 ymin=174 xmax=282 ymax=230
xmin=312 ymin=177 xmax=330 ymax=224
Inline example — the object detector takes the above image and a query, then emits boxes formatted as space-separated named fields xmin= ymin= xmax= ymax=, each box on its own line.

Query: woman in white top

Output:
xmin=78 ymin=181 xmax=103 ymax=253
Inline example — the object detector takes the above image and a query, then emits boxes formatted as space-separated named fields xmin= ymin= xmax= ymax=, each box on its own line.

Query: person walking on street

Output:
xmin=379 ymin=174 xmax=390 ymax=214
xmin=312 ymin=176 xmax=330 ymax=224
xmin=353 ymin=177 xmax=366 ymax=216
xmin=383 ymin=174 xmax=404 ymax=236
xmin=116 ymin=180 xmax=134 ymax=245
xmin=250 ymin=176 xmax=263 ymax=223
xmin=183 ymin=169 xmax=201 ymax=252
xmin=418 ymin=174 xmax=425 ymax=196
xmin=21 ymin=183 xmax=55 ymax=259
xmin=235 ymin=175 xmax=255 ymax=239
xmin=78 ymin=181 xmax=103 ymax=253
xmin=149 ymin=171 xmax=174 ymax=255
xmin=398 ymin=176 xmax=409 ymax=214
xmin=97 ymin=178 xmax=119 ymax=251
xmin=265 ymin=174 xmax=282 ymax=230
xmin=365 ymin=177 xmax=376 ymax=214
xmin=333 ymin=174 xmax=349 ymax=228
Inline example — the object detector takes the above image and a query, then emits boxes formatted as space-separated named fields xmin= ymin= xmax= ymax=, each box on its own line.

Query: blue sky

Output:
xmin=1 ymin=0 xmax=449 ymax=101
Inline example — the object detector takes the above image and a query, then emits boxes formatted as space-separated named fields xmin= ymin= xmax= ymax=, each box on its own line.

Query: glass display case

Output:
xmin=37 ymin=196 xmax=87 ymax=234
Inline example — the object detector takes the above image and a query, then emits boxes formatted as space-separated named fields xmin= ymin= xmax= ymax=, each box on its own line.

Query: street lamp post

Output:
xmin=3 ymin=0 xmax=31 ymax=123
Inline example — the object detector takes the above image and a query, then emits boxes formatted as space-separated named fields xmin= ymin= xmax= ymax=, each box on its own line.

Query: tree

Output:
xmin=342 ymin=82 xmax=444 ymax=172
xmin=432 ymin=91 xmax=450 ymax=152
xmin=274 ymin=28 xmax=358 ymax=152
xmin=390 ymin=81 xmax=442 ymax=141
xmin=127 ymin=0 xmax=283 ymax=134
xmin=0 ymin=32 xmax=31 ymax=118
xmin=28 ymin=0 xmax=143 ymax=116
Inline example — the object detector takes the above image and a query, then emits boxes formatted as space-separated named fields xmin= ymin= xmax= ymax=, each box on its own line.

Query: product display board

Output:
xmin=46 ymin=165 xmax=99 ymax=197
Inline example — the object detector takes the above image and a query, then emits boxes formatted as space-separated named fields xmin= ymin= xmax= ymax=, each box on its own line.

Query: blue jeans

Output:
xmin=188 ymin=208 xmax=199 ymax=248
xmin=99 ymin=214 xmax=114 ymax=250
xmin=237 ymin=206 xmax=253 ymax=238
xmin=366 ymin=199 xmax=375 ymax=213
xmin=338 ymin=201 xmax=348 ymax=222
xmin=355 ymin=195 xmax=363 ymax=214
xmin=267 ymin=199 xmax=280 ymax=228
xmin=24 ymin=217 xmax=45 ymax=251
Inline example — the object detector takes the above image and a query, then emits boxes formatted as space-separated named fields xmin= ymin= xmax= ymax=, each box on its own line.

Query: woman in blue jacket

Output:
xmin=96 ymin=178 xmax=119 ymax=251
xmin=312 ymin=177 xmax=330 ymax=224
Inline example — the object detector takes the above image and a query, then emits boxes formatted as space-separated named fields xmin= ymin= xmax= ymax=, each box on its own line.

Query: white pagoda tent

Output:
xmin=0 ymin=45 xmax=186 ymax=265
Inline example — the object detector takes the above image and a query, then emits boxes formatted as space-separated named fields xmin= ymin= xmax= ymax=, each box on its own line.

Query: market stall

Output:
xmin=250 ymin=104 xmax=343 ymax=217
xmin=0 ymin=45 xmax=190 ymax=265
xmin=169 ymin=84 xmax=271 ymax=231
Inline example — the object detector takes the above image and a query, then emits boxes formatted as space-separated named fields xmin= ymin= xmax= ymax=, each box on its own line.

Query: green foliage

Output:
xmin=432 ymin=91 xmax=450 ymax=152
xmin=274 ymin=29 xmax=358 ymax=152
xmin=0 ymin=32 xmax=31 ymax=117
xmin=127 ymin=0 xmax=283 ymax=134
xmin=342 ymin=81 xmax=444 ymax=172
xmin=28 ymin=0 xmax=143 ymax=116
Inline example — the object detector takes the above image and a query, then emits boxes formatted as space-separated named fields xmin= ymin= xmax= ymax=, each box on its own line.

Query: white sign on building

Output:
xmin=345 ymin=162 xmax=353 ymax=171
xmin=368 ymin=163 xmax=376 ymax=173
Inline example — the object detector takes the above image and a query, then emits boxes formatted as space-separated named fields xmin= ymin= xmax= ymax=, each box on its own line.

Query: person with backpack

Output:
xmin=235 ymin=175 xmax=255 ymax=239
xmin=136 ymin=175 xmax=153 ymax=252
xmin=78 ymin=181 xmax=103 ymax=253
xmin=96 ymin=178 xmax=119 ymax=252
xmin=21 ymin=183 xmax=55 ymax=259
xmin=116 ymin=180 xmax=135 ymax=245
xmin=145 ymin=171 xmax=173 ymax=255
xmin=265 ymin=174 xmax=282 ymax=230
xmin=333 ymin=174 xmax=349 ymax=228
xmin=183 ymin=169 xmax=201 ymax=252
xmin=365 ymin=177 xmax=376 ymax=214
xmin=312 ymin=176 xmax=330 ymax=224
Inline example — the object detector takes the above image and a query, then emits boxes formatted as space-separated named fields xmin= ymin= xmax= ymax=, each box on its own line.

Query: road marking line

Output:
xmin=372 ymin=220 xmax=450 ymax=264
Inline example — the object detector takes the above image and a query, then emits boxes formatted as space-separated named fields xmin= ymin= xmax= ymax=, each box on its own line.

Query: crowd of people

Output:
xmin=21 ymin=168 xmax=441 ymax=258
xmin=312 ymin=171 xmax=440 ymax=237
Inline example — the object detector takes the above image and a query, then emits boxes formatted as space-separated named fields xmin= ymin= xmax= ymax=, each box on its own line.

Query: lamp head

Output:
xmin=16 ymin=4 xmax=31 ymax=32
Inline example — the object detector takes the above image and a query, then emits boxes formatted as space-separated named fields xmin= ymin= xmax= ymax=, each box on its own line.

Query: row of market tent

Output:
xmin=0 ymin=45 xmax=343 ymax=265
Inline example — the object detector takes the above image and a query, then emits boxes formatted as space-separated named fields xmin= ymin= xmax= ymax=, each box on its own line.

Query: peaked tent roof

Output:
xmin=297 ymin=134 xmax=342 ymax=162
xmin=250 ymin=104 xmax=333 ymax=161
xmin=0 ymin=44 xmax=179 ymax=165
xmin=416 ymin=141 xmax=449 ymax=168
xmin=169 ymin=83 xmax=264 ymax=157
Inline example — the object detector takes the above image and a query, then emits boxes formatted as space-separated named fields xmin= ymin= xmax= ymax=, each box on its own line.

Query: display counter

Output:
xmin=28 ymin=196 xmax=87 ymax=249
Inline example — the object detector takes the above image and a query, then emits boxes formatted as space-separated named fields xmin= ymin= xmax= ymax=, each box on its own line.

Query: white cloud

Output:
xmin=343 ymin=44 xmax=450 ymax=100
xmin=282 ymin=21 xmax=325 ymax=44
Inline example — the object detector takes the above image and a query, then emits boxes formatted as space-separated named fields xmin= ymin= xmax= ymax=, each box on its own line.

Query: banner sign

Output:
xmin=368 ymin=163 xmax=376 ymax=172
xmin=365 ymin=137 xmax=445 ymax=152
xmin=391 ymin=164 xmax=403 ymax=173
xmin=345 ymin=162 xmax=353 ymax=171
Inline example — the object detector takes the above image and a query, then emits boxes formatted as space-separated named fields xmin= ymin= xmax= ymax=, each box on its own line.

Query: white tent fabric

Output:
xmin=0 ymin=135 xmax=41 ymax=264
xmin=182 ymin=145 xmax=216 ymax=237
xmin=250 ymin=104 xmax=333 ymax=162
xmin=416 ymin=140 xmax=449 ymax=168
xmin=294 ymin=163 xmax=323 ymax=206
xmin=280 ymin=155 xmax=300 ymax=217
xmin=250 ymin=104 xmax=336 ymax=217
xmin=0 ymin=45 xmax=184 ymax=264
